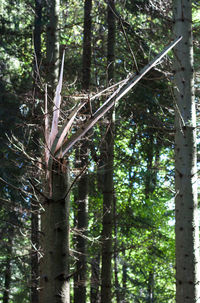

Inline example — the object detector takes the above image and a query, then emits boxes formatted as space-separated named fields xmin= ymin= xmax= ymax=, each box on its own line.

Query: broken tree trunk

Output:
xmin=39 ymin=35 xmax=182 ymax=303
xmin=39 ymin=160 xmax=70 ymax=303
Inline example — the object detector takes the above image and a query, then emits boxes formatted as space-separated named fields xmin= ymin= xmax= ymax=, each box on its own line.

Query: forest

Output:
xmin=0 ymin=0 xmax=200 ymax=302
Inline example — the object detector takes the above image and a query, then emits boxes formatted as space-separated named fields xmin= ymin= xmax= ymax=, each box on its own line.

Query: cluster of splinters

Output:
xmin=44 ymin=36 xmax=182 ymax=174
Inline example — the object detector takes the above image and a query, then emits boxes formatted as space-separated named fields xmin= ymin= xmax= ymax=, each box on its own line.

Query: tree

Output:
xmin=31 ymin=1 xmax=43 ymax=302
xmin=38 ymin=1 xmax=71 ymax=303
xmin=173 ymin=0 xmax=200 ymax=302
xmin=100 ymin=1 xmax=115 ymax=303
xmin=74 ymin=1 xmax=92 ymax=302
xmin=45 ymin=0 xmax=60 ymax=94
xmin=38 ymin=35 xmax=179 ymax=303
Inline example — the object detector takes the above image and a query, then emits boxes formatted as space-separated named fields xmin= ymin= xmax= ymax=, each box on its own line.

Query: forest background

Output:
xmin=0 ymin=0 xmax=200 ymax=302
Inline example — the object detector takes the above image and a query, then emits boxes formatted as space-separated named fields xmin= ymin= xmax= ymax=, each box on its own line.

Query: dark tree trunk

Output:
xmin=31 ymin=203 xmax=39 ymax=303
xmin=3 ymin=237 xmax=12 ymax=303
xmin=39 ymin=160 xmax=71 ymax=303
xmin=74 ymin=146 xmax=89 ymax=303
xmin=122 ymin=262 xmax=128 ymax=302
xmin=33 ymin=0 xmax=42 ymax=88
xmin=45 ymin=0 xmax=60 ymax=94
xmin=100 ymin=1 xmax=115 ymax=303
xmin=74 ymin=1 xmax=92 ymax=302
xmin=144 ymin=133 xmax=159 ymax=303
xmin=90 ymin=254 xmax=100 ymax=303
xmin=82 ymin=0 xmax=92 ymax=91
xmin=113 ymin=194 xmax=120 ymax=303
xmin=147 ymin=271 xmax=154 ymax=303
xmin=31 ymin=2 xmax=42 ymax=302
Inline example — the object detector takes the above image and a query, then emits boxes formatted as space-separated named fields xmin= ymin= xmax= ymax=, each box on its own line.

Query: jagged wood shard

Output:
xmin=53 ymin=36 xmax=182 ymax=159
xmin=49 ymin=51 xmax=65 ymax=146
xmin=46 ymin=36 xmax=182 ymax=169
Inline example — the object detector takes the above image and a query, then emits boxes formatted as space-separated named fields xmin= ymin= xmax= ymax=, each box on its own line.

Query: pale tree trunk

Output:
xmin=100 ymin=1 xmax=115 ymax=303
xmin=173 ymin=1 xmax=200 ymax=302
xmin=39 ymin=160 xmax=70 ymax=303
xmin=74 ymin=1 xmax=92 ymax=302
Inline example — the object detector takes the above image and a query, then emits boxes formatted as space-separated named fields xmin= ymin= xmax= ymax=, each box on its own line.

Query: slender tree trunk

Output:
xmin=90 ymin=253 xmax=100 ymax=303
xmin=147 ymin=271 xmax=154 ymax=303
xmin=3 ymin=236 xmax=12 ymax=303
xmin=74 ymin=147 xmax=89 ymax=303
xmin=82 ymin=0 xmax=92 ymax=90
xmin=144 ymin=133 xmax=158 ymax=303
xmin=122 ymin=262 xmax=127 ymax=292
xmin=45 ymin=0 xmax=60 ymax=93
xmin=31 ymin=203 xmax=39 ymax=303
xmin=31 ymin=2 xmax=42 ymax=302
xmin=113 ymin=194 xmax=120 ymax=303
xmin=173 ymin=1 xmax=200 ymax=302
xmin=74 ymin=1 xmax=92 ymax=302
xmin=100 ymin=1 xmax=115 ymax=303
xmin=39 ymin=160 xmax=71 ymax=303
xmin=33 ymin=0 xmax=42 ymax=89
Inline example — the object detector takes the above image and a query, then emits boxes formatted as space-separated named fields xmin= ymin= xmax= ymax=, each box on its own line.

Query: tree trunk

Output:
xmin=173 ymin=1 xmax=200 ymax=302
xmin=45 ymin=0 xmax=60 ymax=94
xmin=74 ymin=1 xmax=92 ymax=302
xmin=100 ymin=1 xmax=115 ymax=303
xmin=39 ymin=160 xmax=70 ymax=303
xmin=31 ymin=2 xmax=42 ymax=302
xmin=33 ymin=0 xmax=42 ymax=88
xmin=31 ymin=203 xmax=39 ymax=303
xmin=147 ymin=271 xmax=154 ymax=303
xmin=90 ymin=254 xmax=100 ymax=303
xmin=3 ymin=236 xmax=12 ymax=303
xmin=113 ymin=193 xmax=120 ymax=303
xmin=82 ymin=0 xmax=92 ymax=91
xmin=74 ymin=148 xmax=89 ymax=303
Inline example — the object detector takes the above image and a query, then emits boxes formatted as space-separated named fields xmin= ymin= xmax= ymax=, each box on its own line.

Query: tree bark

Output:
xmin=113 ymin=194 xmax=120 ymax=303
xmin=100 ymin=1 xmax=115 ymax=303
xmin=74 ymin=148 xmax=89 ymax=303
xmin=90 ymin=254 xmax=100 ymax=303
xmin=3 ymin=236 xmax=12 ymax=303
xmin=173 ymin=1 xmax=200 ymax=302
xmin=39 ymin=160 xmax=70 ymax=303
xmin=82 ymin=0 xmax=92 ymax=91
xmin=45 ymin=0 xmax=60 ymax=94
xmin=74 ymin=1 xmax=92 ymax=302
xmin=33 ymin=0 xmax=42 ymax=89
xmin=31 ymin=2 xmax=42 ymax=302
xmin=31 ymin=202 xmax=39 ymax=303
